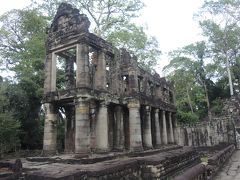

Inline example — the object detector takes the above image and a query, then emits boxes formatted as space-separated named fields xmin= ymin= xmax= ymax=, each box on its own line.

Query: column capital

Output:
xmin=99 ymin=101 xmax=109 ymax=107
xmin=75 ymin=97 xmax=90 ymax=105
xmin=155 ymin=108 xmax=159 ymax=113
xmin=100 ymin=48 xmax=107 ymax=54
xmin=145 ymin=106 xmax=151 ymax=112
xmin=127 ymin=99 xmax=140 ymax=108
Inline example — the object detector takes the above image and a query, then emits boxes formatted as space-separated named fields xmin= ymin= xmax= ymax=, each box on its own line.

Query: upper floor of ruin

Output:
xmin=43 ymin=3 xmax=176 ymax=112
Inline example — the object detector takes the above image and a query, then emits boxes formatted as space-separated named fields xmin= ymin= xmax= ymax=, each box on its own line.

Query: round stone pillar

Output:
xmin=143 ymin=106 xmax=153 ymax=149
xmin=169 ymin=112 xmax=174 ymax=144
xmin=43 ymin=103 xmax=58 ymax=154
xmin=155 ymin=109 xmax=161 ymax=147
xmin=128 ymin=100 xmax=143 ymax=151
xmin=96 ymin=102 xmax=109 ymax=151
xmin=162 ymin=110 xmax=168 ymax=145
xmin=75 ymin=98 xmax=90 ymax=153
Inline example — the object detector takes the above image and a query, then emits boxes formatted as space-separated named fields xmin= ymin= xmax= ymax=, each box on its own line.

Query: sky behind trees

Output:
xmin=0 ymin=0 xmax=205 ymax=74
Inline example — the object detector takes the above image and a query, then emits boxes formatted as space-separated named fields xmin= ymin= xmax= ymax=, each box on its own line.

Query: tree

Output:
xmin=0 ymin=79 xmax=21 ymax=157
xmin=197 ymin=0 xmax=240 ymax=96
xmin=0 ymin=9 xmax=48 ymax=149
xmin=30 ymin=0 xmax=161 ymax=70
xmin=106 ymin=23 xmax=161 ymax=71
xmin=164 ymin=41 xmax=216 ymax=121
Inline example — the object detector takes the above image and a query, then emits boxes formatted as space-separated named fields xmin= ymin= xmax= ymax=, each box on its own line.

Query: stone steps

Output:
xmin=20 ymin=146 xmax=200 ymax=179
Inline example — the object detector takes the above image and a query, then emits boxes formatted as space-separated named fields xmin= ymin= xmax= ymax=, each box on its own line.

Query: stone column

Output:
xmin=154 ymin=109 xmax=161 ymax=147
xmin=161 ymin=110 xmax=168 ymax=145
xmin=65 ymin=106 xmax=75 ymax=153
xmin=43 ymin=103 xmax=57 ymax=153
xmin=143 ymin=106 xmax=153 ymax=149
xmin=187 ymin=128 xmax=193 ymax=146
xmin=96 ymin=102 xmax=109 ymax=151
xmin=44 ymin=53 xmax=55 ymax=93
xmin=169 ymin=112 xmax=174 ymax=143
xmin=75 ymin=98 xmax=90 ymax=153
xmin=128 ymin=100 xmax=143 ymax=151
xmin=128 ymin=67 xmax=138 ymax=94
xmin=76 ymin=43 xmax=90 ymax=87
xmin=65 ymin=56 xmax=75 ymax=89
xmin=51 ymin=53 xmax=57 ymax=91
xmin=173 ymin=114 xmax=179 ymax=145
xmin=95 ymin=50 xmax=106 ymax=90
xmin=115 ymin=106 xmax=125 ymax=150
xmin=155 ymin=85 xmax=162 ymax=99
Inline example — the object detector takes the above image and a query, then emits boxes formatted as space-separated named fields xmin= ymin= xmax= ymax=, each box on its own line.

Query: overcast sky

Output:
xmin=0 ymin=0 xmax=205 ymax=75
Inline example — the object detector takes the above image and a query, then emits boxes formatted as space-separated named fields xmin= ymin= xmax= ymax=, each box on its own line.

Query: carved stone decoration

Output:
xmin=46 ymin=3 xmax=90 ymax=49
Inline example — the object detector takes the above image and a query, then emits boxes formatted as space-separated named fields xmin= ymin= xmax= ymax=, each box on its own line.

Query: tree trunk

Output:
xmin=203 ymin=81 xmax=212 ymax=121
xmin=186 ymin=87 xmax=194 ymax=113
xmin=226 ymin=56 xmax=234 ymax=96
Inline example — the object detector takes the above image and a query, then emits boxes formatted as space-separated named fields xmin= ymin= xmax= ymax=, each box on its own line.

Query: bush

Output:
xmin=177 ymin=110 xmax=199 ymax=124
xmin=0 ymin=113 xmax=21 ymax=157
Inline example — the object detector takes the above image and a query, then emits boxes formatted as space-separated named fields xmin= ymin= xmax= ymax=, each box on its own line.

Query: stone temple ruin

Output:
xmin=43 ymin=3 xmax=176 ymax=154
xmin=1 ymin=3 xmax=238 ymax=180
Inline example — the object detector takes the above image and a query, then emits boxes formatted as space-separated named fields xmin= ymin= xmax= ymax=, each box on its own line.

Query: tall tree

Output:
xmin=0 ymin=9 xmax=48 ymax=148
xmin=197 ymin=0 xmax=240 ymax=96
xmin=0 ymin=78 xmax=21 ymax=156
xmin=164 ymin=41 xmax=216 ymax=121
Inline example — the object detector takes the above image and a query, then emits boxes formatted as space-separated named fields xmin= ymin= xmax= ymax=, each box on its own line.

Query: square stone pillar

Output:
xmin=172 ymin=113 xmax=178 ymax=144
xmin=96 ymin=102 xmax=109 ymax=151
xmin=76 ymin=43 xmax=90 ymax=87
xmin=154 ymin=109 xmax=161 ymax=147
xmin=128 ymin=67 xmax=138 ymax=94
xmin=95 ymin=50 xmax=107 ymax=90
xmin=161 ymin=110 xmax=168 ymax=145
xmin=128 ymin=100 xmax=143 ymax=151
xmin=43 ymin=103 xmax=58 ymax=153
xmin=44 ymin=53 xmax=55 ymax=93
xmin=51 ymin=53 xmax=57 ymax=91
xmin=75 ymin=98 xmax=90 ymax=153
xmin=143 ymin=106 xmax=153 ymax=149
xmin=168 ymin=112 xmax=174 ymax=143
xmin=64 ymin=106 xmax=75 ymax=153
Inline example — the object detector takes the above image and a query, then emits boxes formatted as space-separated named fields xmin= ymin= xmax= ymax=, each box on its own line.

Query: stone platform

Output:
xmin=213 ymin=150 xmax=240 ymax=180
xmin=0 ymin=146 xmax=200 ymax=180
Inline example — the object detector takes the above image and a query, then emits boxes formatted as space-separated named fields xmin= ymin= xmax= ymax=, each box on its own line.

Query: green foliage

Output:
xmin=6 ymin=83 xmax=44 ymax=149
xmin=164 ymin=0 xmax=240 ymax=124
xmin=211 ymin=98 xmax=224 ymax=115
xmin=0 ymin=80 xmax=21 ymax=156
xmin=106 ymin=23 xmax=161 ymax=70
xmin=0 ymin=9 xmax=47 ymax=149
xmin=0 ymin=113 xmax=21 ymax=156
xmin=176 ymin=110 xmax=199 ymax=124
xmin=197 ymin=0 xmax=240 ymax=95
xmin=164 ymin=41 xmax=215 ymax=121
xmin=31 ymin=0 xmax=160 ymax=71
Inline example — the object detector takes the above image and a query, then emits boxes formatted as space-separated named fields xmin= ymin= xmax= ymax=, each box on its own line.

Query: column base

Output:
xmin=95 ymin=148 xmax=109 ymax=153
xmin=130 ymin=146 xmax=143 ymax=152
xmin=154 ymin=144 xmax=161 ymax=149
xmin=143 ymin=146 xmax=153 ymax=151
xmin=74 ymin=153 xmax=89 ymax=158
xmin=41 ymin=150 xmax=58 ymax=156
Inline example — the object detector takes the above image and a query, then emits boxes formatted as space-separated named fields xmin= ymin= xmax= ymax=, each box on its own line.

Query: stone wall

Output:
xmin=176 ymin=117 xmax=235 ymax=147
